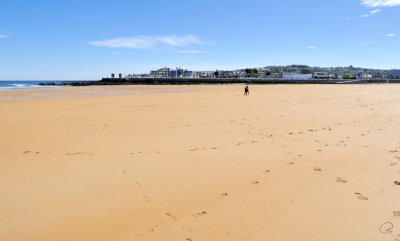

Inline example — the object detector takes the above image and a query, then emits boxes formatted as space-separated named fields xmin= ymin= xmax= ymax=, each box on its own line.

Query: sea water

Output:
xmin=0 ymin=81 xmax=78 ymax=91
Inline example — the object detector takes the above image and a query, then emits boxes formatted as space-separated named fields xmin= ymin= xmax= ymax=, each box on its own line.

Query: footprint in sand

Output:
xmin=141 ymin=195 xmax=151 ymax=202
xmin=314 ymin=167 xmax=322 ymax=172
xmin=394 ymin=211 xmax=400 ymax=217
xmin=220 ymin=193 xmax=229 ymax=197
xmin=165 ymin=213 xmax=177 ymax=221
xmin=189 ymin=148 xmax=199 ymax=152
xmin=22 ymin=151 xmax=30 ymax=154
xmin=394 ymin=181 xmax=400 ymax=186
xmin=264 ymin=169 xmax=271 ymax=174
xmin=336 ymin=177 xmax=347 ymax=183
xmin=196 ymin=211 xmax=207 ymax=216
xmin=250 ymin=181 xmax=259 ymax=185
xmin=355 ymin=193 xmax=368 ymax=201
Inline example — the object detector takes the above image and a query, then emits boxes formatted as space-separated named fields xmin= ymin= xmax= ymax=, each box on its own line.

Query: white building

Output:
xmin=193 ymin=71 xmax=215 ymax=78
xmin=312 ymin=72 xmax=334 ymax=79
xmin=282 ymin=72 xmax=312 ymax=80
xmin=150 ymin=67 xmax=171 ymax=78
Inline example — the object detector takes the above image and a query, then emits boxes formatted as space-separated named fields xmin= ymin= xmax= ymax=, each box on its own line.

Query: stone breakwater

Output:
xmin=39 ymin=77 xmax=400 ymax=86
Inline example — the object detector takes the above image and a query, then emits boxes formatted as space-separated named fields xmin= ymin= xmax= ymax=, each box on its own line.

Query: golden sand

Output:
xmin=1 ymin=84 xmax=400 ymax=241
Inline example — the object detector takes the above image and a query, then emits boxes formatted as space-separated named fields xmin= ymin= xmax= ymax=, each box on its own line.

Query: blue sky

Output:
xmin=0 ymin=0 xmax=399 ymax=80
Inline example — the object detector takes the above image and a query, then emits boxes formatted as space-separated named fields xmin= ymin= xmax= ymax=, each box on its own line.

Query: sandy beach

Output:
xmin=1 ymin=84 xmax=400 ymax=241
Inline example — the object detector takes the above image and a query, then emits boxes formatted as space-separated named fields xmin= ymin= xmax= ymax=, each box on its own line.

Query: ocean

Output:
xmin=0 ymin=81 xmax=80 ymax=91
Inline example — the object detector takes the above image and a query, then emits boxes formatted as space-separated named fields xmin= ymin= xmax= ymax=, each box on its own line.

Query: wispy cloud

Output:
xmin=175 ymin=50 xmax=205 ymax=54
xmin=0 ymin=35 xmax=8 ymax=39
xmin=361 ymin=0 xmax=400 ymax=7
xmin=370 ymin=8 xmax=382 ymax=13
xmin=358 ymin=41 xmax=373 ymax=46
xmin=386 ymin=33 xmax=396 ymax=37
xmin=157 ymin=35 xmax=205 ymax=46
xmin=89 ymin=35 xmax=206 ymax=49
xmin=360 ymin=8 xmax=381 ymax=17
xmin=307 ymin=46 xmax=317 ymax=49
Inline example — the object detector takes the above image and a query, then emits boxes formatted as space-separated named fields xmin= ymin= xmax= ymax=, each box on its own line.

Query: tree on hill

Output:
xmin=343 ymin=74 xmax=356 ymax=79
xmin=301 ymin=68 xmax=312 ymax=74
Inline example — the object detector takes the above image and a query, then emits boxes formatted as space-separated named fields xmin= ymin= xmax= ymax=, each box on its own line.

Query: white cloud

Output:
xmin=175 ymin=50 xmax=205 ymax=54
xmin=361 ymin=0 xmax=400 ymax=7
xmin=89 ymin=36 xmax=155 ymax=48
xmin=345 ymin=16 xmax=351 ymax=20
xmin=360 ymin=8 xmax=381 ymax=17
xmin=358 ymin=41 xmax=373 ymax=46
xmin=370 ymin=8 xmax=382 ymax=13
xmin=0 ymin=35 xmax=8 ymax=39
xmin=157 ymin=35 xmax=205 ymax=46
xmin=386 ymin=33 xmax=396 ymax=37
xmin=89 ymin=35 xmax=206 ymax=49
xmin=307 ymin=46 xmax=317 ymax=49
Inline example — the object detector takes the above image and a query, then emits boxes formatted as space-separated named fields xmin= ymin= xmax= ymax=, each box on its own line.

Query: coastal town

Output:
xmin=118 ymin=65 xmax=400 ymax=80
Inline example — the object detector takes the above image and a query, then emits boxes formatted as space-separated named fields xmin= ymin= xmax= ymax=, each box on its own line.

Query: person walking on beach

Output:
xmin=244 ymin=85 xmax=249 ymax=96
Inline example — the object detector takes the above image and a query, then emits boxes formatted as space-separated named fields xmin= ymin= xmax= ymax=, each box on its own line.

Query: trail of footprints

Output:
xmin=136 ymin=165 xmax=359 ymax=240
xmin=137 ymin=110 xmax=400 ymax=239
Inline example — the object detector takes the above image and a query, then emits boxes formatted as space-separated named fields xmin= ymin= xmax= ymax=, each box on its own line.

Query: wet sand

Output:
xmin=1 ymin=84 xmax=400 ymax=241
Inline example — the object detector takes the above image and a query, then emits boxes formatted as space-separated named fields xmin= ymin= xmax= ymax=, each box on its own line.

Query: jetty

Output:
xmin=39 ymin=77 xmax=400 ymax=87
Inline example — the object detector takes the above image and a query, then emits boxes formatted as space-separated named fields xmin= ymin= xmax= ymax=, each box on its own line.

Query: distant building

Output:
xmin=312 ymin=72 xmax=334 ymax=79
xmin=193 ymin=71 xmax=215 ymax=78
xmin=150 ymin=67 xmax=171 ymax=78
xmin=360 ymin=74 xmax=373 ymax=79
xmin=150 ymin=67 xmax=193 ymax=78
xmin=282 ymin=72 xmax=312 ymax=80
xmin=183 ymin=70 xmax=193 ymax=78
